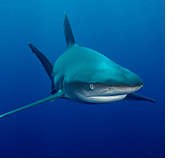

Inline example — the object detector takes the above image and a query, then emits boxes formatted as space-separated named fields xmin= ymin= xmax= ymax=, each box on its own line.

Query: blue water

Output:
xmin=0 ymin=0 xmax=165 ymax=158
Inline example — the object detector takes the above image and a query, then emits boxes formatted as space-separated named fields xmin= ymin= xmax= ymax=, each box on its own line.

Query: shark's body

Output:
xmin=0 ymin=14 xmax=155 ymax=118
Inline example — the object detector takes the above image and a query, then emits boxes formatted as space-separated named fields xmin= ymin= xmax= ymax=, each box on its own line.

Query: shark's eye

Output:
xmin=89 ymin=84 xmax=94 ymax=90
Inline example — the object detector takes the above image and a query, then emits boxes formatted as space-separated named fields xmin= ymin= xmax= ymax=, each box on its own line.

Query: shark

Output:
xmin=0 ymin=14 xmax=155 ymax=118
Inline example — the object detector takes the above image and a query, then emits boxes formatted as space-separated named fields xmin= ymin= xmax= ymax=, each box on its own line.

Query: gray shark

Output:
xmin=0 ymin=14 xmax=155 ymax=118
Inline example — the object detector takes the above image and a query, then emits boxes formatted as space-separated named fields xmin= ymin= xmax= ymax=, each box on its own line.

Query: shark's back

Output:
xmin=52 ymin=44 xmax=124 ymax=91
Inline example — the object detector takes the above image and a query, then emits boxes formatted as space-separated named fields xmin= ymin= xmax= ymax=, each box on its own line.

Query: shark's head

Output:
xmin=63 ymin=47 xmax=144 ymax=104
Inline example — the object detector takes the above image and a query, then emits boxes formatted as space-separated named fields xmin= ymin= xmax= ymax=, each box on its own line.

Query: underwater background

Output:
xmin=0 ymin=0 xmax=165 ymax=158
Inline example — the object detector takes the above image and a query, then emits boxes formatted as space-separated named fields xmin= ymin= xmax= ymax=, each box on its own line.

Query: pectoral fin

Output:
xmin=0 ymin=90 xmax=64 ymax=118
xmin=124 ymin=93 xmax=155 ymax=103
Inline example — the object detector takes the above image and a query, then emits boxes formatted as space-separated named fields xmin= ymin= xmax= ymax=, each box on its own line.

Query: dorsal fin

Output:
xmin=63 ymin=13 xmax=75 ymax=48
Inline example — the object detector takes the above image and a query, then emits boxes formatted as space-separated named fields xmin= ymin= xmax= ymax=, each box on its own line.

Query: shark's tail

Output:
xmin=27 ymin=42 xmax=57 ymax=94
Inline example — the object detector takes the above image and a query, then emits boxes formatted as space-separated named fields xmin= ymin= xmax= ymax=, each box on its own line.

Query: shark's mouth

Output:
xmin=72 ymin=85 xmax=143 ymax=104
xmin=83 ymin=94 xmax=127 ymax=103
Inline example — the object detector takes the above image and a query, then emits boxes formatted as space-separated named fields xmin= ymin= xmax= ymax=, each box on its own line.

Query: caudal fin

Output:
xmin=27 ymin=42 xmax=57 ymax=94
xmin=27 ymin=42 xmax=54 ymax=81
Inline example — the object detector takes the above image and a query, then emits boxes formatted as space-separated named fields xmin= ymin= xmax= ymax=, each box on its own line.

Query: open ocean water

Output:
xmin=0 ymin=0 xmax=165 ymax=158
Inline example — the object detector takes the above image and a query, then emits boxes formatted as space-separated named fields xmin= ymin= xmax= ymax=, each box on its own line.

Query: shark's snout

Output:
xmin=96 ymin=67 xmax=144 ymax=95
xmin=125 ymin=71 xmax=144 ymax=87
xmin=103 ymin=75 xmax=143 ymax=97
xmin=117 ymin=70 xmax=143 ymax=95
xmin=113 ymin=66 xmax=144 ymax=88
